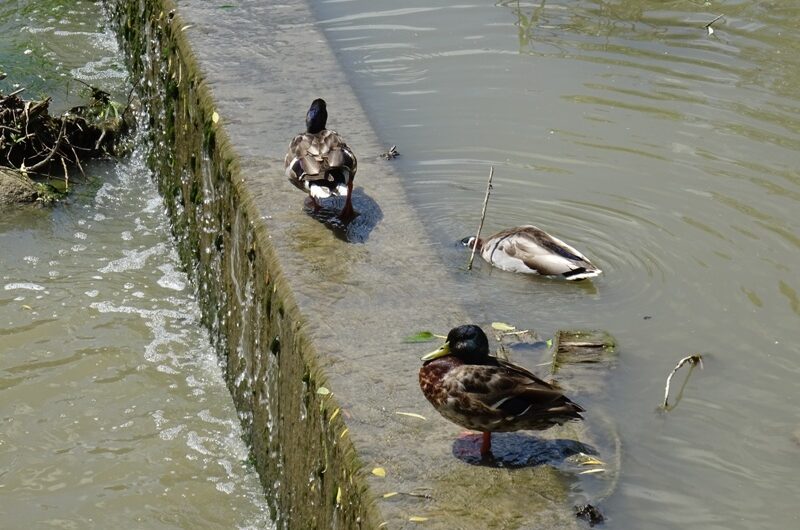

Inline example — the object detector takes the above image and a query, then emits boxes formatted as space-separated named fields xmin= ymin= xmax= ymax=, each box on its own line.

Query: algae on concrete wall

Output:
xmin=105 ymin=1 xmax=380 ymax=527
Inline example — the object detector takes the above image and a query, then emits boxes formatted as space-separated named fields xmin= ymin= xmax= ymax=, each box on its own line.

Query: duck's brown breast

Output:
xmin=419 ymin=360 xmax=457 ymax=407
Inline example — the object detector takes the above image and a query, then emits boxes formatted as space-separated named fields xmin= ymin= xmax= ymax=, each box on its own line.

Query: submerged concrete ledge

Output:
xmin=108 ymin=1 xmax=599 ymax=528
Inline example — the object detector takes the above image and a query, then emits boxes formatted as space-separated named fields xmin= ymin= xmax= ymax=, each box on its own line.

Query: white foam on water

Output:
xmin=215 ymin=481 xmax=235 ymax=494
xmin=142 ymin=196 xmax=163 ymax=214
xmin=98 ymin=242 xmax=168 ymax=273
xmin=186 ymin=431 xmax=214 ymax=456
xmin=71 ymin=55 xmax=127 ymax=80
xmin=159 ymin=425 xmax=185 ymax=441
xmin=156 ymin=263 xmax=187 ymax=292
xmin=4 ymin=283 xmax=45 ymax=291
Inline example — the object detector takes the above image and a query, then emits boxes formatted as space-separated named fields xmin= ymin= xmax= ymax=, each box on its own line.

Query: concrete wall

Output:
xmin=109 ymin=2 xmax=380 ymax=527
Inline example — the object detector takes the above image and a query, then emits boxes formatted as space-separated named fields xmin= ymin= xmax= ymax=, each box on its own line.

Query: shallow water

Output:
xmin=313 ymin=1 xmax=800 ymax=528
xmin=0 ymin=2 xmax=271 ymax=528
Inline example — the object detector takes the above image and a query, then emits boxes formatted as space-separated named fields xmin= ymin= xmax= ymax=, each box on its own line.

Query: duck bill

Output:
xmin=421 ymin=341 xmax=450 ymax=361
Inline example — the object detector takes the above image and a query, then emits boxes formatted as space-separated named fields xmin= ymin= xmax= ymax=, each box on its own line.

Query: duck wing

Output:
xmin=487 ymin=226 xmax=600 ymax=278
xmin=284 ymin=130 xmax=357 ymax=184
xmin=443 ymin=359 xmax=583 ymax=431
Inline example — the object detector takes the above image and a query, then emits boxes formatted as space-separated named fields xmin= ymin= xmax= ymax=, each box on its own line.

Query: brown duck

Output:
xmin=285 ymin=98 xmax=358 ymax=220
xmin=419 ymin=325 xmax=584 ymax=456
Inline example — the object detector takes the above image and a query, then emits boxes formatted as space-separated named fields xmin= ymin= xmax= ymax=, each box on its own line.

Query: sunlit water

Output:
xmin=0 ymin=2 xmax=271 ymax=528
xmin=312 ymin=1 xmax=800 ymax=528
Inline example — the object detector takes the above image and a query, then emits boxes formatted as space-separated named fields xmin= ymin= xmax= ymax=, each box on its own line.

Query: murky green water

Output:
xmin=6 ymin=0 xmax=798 ymax=527
xmin=313 ymin=1 xmax=800 ymax=528
xmin=0 ymin=2 xmax=270 ymax=528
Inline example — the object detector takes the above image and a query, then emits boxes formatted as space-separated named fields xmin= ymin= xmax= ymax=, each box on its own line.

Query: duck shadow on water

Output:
xmin=305 ymin=187 xmax=383 ymax=244
xmin=453 ymin=432 xmax=596 ymax=468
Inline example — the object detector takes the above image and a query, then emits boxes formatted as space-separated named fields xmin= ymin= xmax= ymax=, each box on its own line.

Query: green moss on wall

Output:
xmin=105 ymin=1 xmax=381 ymax=527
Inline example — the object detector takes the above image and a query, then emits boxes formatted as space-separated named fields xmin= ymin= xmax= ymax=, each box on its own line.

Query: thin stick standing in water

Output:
xmin=704 ymin=14 xmax=724 ymax=29
xmin=467 ymin=165 xmax=494 ymax=270
xmin=662 ymin=354 xmax=703 ymax=409
xmin=705 ymin=14 xmax=724 ymax=36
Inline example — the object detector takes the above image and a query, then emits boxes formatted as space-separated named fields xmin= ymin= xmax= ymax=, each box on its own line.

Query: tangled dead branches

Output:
xmin=0 ymin=85 xmax=133 ymax=182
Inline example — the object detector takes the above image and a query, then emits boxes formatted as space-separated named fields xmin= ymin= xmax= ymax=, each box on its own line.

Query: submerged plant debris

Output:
xmin=552 ymin=330 xmax=616 ymax=368
xmin=575 ymin=503 xmax=605 ymax=526
xmin=0 ymin=82 xmax=134 ymax=204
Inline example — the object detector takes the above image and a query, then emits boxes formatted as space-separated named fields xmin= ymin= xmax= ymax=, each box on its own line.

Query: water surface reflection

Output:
xmin=315 ymin=0 xmax=800 ymax=527
xmin=0 ymin=2 xmax=270 ymax=527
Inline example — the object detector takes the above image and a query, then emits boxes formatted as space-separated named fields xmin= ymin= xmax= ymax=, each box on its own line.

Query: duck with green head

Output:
xmin=285 ymin=98 xmax=358 ymax=220
xmin=419 ymin=325 xmax=584 ymax=456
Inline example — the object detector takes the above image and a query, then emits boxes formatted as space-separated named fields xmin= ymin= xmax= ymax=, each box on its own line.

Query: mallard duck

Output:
xmin=419 ymin=325 xmax=583 ymax=456
xmin=462 ymin=225 xmax=601 ymax=280
xmin=285 ymin=98 xmax=358 ymax=220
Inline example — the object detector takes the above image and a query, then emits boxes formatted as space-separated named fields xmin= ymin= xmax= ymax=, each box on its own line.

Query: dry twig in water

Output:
xmin=467 ymin=165 xmax=494 ymax=270
xmin=662 ymin=354 xmax=703 ymax=410
xmin=705 ymin=14 xmax=724 ymax=35
xmin=27 ymin=118 xmax=66 ymax=172
xmin=705 ymin=14 xmax=724 ymax=29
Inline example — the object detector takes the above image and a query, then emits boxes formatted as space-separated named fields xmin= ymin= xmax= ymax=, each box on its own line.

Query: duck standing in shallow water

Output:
xmin=285 ymin=99 xmax=358 ymax=220
xmin=462 ymin=225 xmax=602 ymax=280
xmin=419 ymin=325 xmax=584 ymax=457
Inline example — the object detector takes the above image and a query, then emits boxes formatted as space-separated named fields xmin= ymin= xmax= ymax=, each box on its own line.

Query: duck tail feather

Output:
xmin=563 ymin=267 xmax=602 ymax=281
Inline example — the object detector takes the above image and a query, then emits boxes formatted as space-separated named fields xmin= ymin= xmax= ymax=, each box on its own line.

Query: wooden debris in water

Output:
xmin=1 ymin=81 xmax=134 ymax=203
xmin=467 ymin=165 xmax=494 ymax=270
xmin=552 ymin=329 xmax=616 ymax=368
xmin=661 ymin=354 xmax=703 ymax=410
xmin=549 ymin=329 xmax=616 ymax=395
xmin=705 ymin=14 xmax=724 ymax=36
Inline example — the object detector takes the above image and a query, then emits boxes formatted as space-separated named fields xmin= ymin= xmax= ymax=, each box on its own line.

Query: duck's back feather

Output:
xmin=284 ymin=129 xmax=357 ymax=197
xmin=481 ymin=225 xmax=601 ymax=279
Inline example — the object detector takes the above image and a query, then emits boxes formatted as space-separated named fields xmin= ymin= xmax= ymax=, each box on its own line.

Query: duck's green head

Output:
xmin=306 ymin=98 xmax=328 ymax=134
xmin=421 ymin=325 xmax=490 ymax=364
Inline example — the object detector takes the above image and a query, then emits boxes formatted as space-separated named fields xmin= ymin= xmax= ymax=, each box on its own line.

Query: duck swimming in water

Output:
xmin=462 ymin=225 xmax=601 ymax=280
xmin=419 ymin=325 xmax=584 ymax=456
xmin=285 ymin=99 xmax=358 ymax=220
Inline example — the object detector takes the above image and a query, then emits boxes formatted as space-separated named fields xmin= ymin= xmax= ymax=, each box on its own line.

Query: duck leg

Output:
xmin=480 ymin=431 xmax=492 ymax=456
xmin=338 ymin=178 xmax=355 ymax=221
xmin=305 ymin=195 xmax=321 ymax=213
